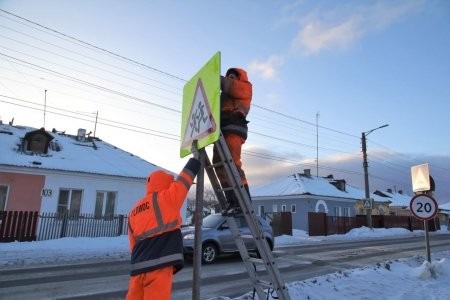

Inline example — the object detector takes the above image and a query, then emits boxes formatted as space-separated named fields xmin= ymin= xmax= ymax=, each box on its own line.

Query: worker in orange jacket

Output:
xmin=126 ymin=148 xmax=200 ymax=300
xmin=213 ymin=67 xmax=252 ymax=213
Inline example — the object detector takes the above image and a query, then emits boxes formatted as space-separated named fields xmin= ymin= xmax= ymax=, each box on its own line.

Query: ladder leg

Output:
xmin=203 ymin=133 xmax=291 ymax=300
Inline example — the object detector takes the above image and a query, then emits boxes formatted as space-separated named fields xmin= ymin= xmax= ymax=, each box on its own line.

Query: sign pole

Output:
xmin=424 ymin=220 xmax=431 ymax=262
xmin=192 ymin=149 xmax=204 ymax=300
xmin=409 ymin=193 xmax=437 ymax=264
xmin=180 ymin=52 xmax=221 ymax=299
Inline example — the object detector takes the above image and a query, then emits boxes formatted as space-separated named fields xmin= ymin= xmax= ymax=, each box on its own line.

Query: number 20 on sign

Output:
xmin=409 ymin=194 xmax=438 ymax=221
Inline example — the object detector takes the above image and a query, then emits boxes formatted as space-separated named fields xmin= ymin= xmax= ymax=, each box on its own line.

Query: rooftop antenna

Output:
xmin=316 ymin=111 xmax=320 ymax=177
xmin=43 ymin=89 xmax=47 ymax=128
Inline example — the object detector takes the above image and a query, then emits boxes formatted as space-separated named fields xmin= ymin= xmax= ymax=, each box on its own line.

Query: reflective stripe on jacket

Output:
xmin=128 ymin=158 xmax=200 ymax=276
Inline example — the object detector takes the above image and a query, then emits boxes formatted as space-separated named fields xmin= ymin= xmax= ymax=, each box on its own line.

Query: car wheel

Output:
xmin=202 ymin=243 xmax=218 ymax=264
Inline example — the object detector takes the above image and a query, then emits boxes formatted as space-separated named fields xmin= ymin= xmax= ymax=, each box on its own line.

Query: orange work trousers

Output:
xmin=126 ymin=266 xmax=174 ymax=300
xmin=213 ymin=133 xmax=247 ymax=187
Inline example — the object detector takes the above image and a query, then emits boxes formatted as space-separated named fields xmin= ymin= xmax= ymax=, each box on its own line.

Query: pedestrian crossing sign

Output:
xmin=180 ymin=52 xmax=221 ymax=157
xmin=363 ymin=199 xmax=372 ymax=209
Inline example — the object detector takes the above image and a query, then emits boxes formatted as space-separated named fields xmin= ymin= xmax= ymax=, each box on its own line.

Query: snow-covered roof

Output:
xmin=373 ymin=190 xmax=413 ymax=207
xmin=0 ymin=124 xmax=167 ymax=179
xmin=251 ymin=172 xmax=389 ymax=202
xmin=439 ymin=202 xmax=450 ymax=211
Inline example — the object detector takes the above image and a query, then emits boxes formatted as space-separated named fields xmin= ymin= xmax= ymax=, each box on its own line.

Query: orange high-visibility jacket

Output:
xmin=128 ymin=158 xmax=200 ymax=276
xmin=220 ymin=68 xmax=253 ymax=140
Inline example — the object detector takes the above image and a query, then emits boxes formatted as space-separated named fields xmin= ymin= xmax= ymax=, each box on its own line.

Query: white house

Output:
xmin=251 ymin=169 xmax=390 ymax=231
xmin=0 ymin=123 xmax=188 ymax=224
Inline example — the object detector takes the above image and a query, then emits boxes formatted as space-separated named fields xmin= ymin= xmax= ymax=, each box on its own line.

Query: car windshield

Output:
xmin=202 ymin=214 xmax=224 ymax=228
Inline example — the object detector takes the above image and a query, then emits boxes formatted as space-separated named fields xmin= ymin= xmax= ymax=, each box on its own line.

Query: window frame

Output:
xmin=95 ymin=191 xmax=117 ymax=220
xmin=291 ymin=204 xmax=296 ymax=213
xmin=0 ymin=184 xmax=9 ymax=211
xmin=57 ymin=188 xmax=83 ymax=218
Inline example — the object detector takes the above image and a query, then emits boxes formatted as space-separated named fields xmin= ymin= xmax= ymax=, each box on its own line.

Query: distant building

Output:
xmin=438 ymin=202 xmax=450 ymax=230
xmin=251 ymin=169 xmax=390 ymax=232
xmin=373 ymin=189 xmax=413 ymax=216
xmin=0 ymin=124 xmax=188 ymax=223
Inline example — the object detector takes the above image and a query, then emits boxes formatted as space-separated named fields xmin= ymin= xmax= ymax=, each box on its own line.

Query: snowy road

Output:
xmin=1 ymin=234 xmax=450 ymax=300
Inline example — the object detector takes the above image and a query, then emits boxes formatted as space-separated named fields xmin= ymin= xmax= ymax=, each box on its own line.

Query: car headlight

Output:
xmin=183 ymin=233 xmax=195 ymax=240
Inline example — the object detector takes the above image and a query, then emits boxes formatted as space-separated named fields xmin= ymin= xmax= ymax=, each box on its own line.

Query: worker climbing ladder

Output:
xmin=200 ymin=133 xmax=290 ymax=300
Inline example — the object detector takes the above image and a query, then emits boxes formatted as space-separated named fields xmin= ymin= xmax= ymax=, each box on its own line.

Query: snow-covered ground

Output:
xmin=1 ymin=227 xmax=449 ymax=300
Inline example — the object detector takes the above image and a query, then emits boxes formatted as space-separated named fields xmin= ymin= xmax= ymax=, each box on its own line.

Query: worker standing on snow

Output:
xmin=126 ymin=144 xmax=200 ymax=299
xmin=212 ymin=67 xmax=253 ymax=214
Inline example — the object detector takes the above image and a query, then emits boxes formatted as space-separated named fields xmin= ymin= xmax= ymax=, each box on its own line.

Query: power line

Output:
xmin=0 ymin=94 xmax=179 ymax=140
xmin=0 ymin=9 xmax=187 ymax=82
xmin=1 ymin=9 xmax=446 ymax=194
xmin=0 ymin=52 xmax=181 ymax=114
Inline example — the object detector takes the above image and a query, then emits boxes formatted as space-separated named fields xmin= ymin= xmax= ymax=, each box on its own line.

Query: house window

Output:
xmin=291 ymin=204 xmax=296 ymax=213
xmin=281 ymin=205 xmax=286 ymax=212
xmin=0 ymin=185 xmax=8 ymax=211
xmin=95 ymin=191 xmax=117 ymax=219
xmin=57 ymin=189 xmax=82 ymax=217
xmin=258 ymin=205 xmax=265 ymax=217
xmin=272 ymin=204 xmax=277 ymax=212
xmin=343 ymin=207 xmax=350 ymax=217
xmin=334 ymin=207 xmax=341 ymax=216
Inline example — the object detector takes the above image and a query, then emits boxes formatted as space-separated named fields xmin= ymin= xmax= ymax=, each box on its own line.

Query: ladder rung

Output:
xmin=247 ymin=257 xmax=265 ymax=264
xmin=255 ymin=279 xmax=275 ymax=289
xmin=217 ymin=186 xmax=234 ymax=193
xmin=208 ymin=161 xmax=225 ymax=168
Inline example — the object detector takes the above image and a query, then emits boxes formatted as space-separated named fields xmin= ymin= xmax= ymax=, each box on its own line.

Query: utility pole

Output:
xmin=361 ymin=124 xmax=389 ymax=229
xmin=316 ymin=112 xmax=319 ymax=177
xmin=361 ymin=131 xmax=371 ymax=228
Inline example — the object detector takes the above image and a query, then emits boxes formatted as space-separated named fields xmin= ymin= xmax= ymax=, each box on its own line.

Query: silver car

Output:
xmin=181 ymin=213 xmax=274 ymax=264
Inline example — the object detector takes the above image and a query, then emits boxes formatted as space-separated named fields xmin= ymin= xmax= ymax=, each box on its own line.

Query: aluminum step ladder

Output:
xmin=201 ymin=133 xmax=290 ymax=300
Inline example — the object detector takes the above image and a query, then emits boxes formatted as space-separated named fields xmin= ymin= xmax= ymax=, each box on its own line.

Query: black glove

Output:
xmin=191 ymin=141 xmax=200 ymax=160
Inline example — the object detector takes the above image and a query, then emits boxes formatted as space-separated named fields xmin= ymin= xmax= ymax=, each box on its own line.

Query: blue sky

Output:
xmin=0 ymin=1 xmax=449 ymax=201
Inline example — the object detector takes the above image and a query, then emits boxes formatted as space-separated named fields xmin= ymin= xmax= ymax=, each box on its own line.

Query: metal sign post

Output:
xmin=192 ymin=149 xmax=204 ymax=300
xmin=423 ymin=219 xmax=431 ymax=263
xmin=409 ymin=193 xmax=438 ymax=262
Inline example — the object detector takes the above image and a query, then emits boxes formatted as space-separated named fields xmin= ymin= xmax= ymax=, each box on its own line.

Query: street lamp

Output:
xmin=362 ymin=124 xmax=389 ymax=229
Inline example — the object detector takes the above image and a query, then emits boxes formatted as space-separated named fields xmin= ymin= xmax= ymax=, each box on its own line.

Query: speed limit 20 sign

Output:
xmin=409 ymin=194 xmax=438 ymax=220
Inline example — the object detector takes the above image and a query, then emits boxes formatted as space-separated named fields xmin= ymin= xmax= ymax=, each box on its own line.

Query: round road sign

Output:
xmin=409 ymin=194 xmax=438 ymax=220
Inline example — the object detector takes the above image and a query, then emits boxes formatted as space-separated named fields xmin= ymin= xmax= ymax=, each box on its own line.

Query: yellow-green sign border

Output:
xmin=180 ymin=52 xmax=221 ymax=158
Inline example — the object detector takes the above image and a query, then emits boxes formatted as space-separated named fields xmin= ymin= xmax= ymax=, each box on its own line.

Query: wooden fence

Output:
xmin=0 ymin=211 xmax=128 ymax=242
xmin=308 ymin=212 xmax=441 ymax=236
xmin=0 ymin=211 xmax=38 ymax=242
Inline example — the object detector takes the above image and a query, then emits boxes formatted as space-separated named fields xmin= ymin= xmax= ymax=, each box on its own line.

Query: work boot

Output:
xmin=224 ymin=190 xmax=238 ymax=208
xmin=221 ymin=190 xmax=242 ymax=216
xmin=222 ymin=206 xmax=243 ymax=216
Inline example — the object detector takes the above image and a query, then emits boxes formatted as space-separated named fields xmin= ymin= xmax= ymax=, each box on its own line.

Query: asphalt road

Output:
xmin=1 ymin=234 xmax=450 ymax=300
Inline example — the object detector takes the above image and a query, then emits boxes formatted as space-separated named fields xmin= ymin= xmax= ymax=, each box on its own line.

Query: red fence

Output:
xmin=0 ymin=211 xmax=38 ymax=242
xmin=308 ymin=212 xmax=440 ymax=236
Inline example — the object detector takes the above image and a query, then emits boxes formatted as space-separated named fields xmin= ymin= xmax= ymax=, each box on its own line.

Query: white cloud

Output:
xmin=291 ymin=1 xmax=424 ymax=55
xmin=246 ymin=146 xmax=449 ymax=203
xmin=294 ymin=16 xmax=361 ymax=54
xmin=248 ymin=55 xmax=284 ymax=80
